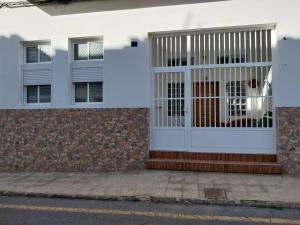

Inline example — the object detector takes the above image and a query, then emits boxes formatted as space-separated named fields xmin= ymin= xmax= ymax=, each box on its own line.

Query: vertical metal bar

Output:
xmin=260 ymin=30 xmax=263 ymax=62
xmin=170 ymin=36 xmax=173 ymax=67
xmin=161 ymin=72 xmax=164 ymax=127
xmin=229 ymin=67 xmax=231 ymax=128
xmin=204 ymin=34 xmax=206 ymax=65
xmin=208 ymin=33 xmax=211 ymax=65
xmin=234 ymin=66 xmax=237 ymax=127
xmin=255 ymin=30 xmax=257 ymax=62
xmin=204 ymin=68 xmax=207 ymax=127
xmin=229 ymin=32 xmax=231 ymax=64
xmin=195 ymin=34 xmax=196 ymax=65
xmin=245 ymin=67 xmax=248 ymax=128
xmin=156 ymin=74 xmax=159 ymax=127
xmin=167 ymin=37 xmax=170 ymax=66
xmin=156 ymin=37 xmax=159 ymax=67
xmin=218 ymin=68 xmax=221 ymax=127
xmin=213 ymin=33 xmax=216 ymax=127
xmin=157 ymin=74 xmax=160 ymax=127
xmin=250 ymin=67 xmax=253 ymax=127
xmin=175 ymin=72 xmax=178 ymax=127
xmin=218 ymin=33 xmax=221 ymax=64
xmin=239 ymin=31 xmax=242 ymax=63
xmin=179 ymin=36 xmax=182 ymax=66
xmin=175 ymin=73 xmax=177 ymax=127
xmin=179 ymin=72 xmax=182 ymax=127
xmin=244 ymin=31 xmax=247 ymax=63
xmin=203 ymin=34 xmax=206 ymax=126
xmin=174 ymin=36 xmax=177 ymax=66
xmin=192 ymin=70 xmax=197 ymax=127
xmin=266 ymin=30 xmax=269 ymax=62
xmin=199 ymin=69 xmax=201 ymax=127
xmin=161 ymin=37 xmax=164 ymax=67
xmin=187 ymin=34 xmax=191 ymax=131
xmin=208 ymin=34 xmax=211 ymax=127
xmin=265 ymin=67 xmax=269 ymax=128
xmin=171 ymin=73 xmax=177 ymax=127
xmin=224 ymin=67 xmax=227 ymax=127
xmin=255 ymin=66 xmax=258 ymax=127
xmin=214 ymin=33 xmax=216 ymax=65
xmin=170 ymin=73 xmax=172 ymax=127
xmin=261 ymin=66 xmax=265 ymax=127
xmin=199 ymin=34 xmax=201 ymax=65
xmin=233 ymin=31 xmax=236 ymax=64
xmin=249 ymin=31 xmax=252 ymax=63
xmin=224 ymin=32 xmax=226 ymax=65
xmin=239 ymin=66 xmax=242 ymax=126
xmin=214 ymin=67 xmax=217 ymax=127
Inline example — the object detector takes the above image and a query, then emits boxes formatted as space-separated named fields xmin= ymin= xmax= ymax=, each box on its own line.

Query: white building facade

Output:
xmin=0 ymin=0 xmax=299 ymax=174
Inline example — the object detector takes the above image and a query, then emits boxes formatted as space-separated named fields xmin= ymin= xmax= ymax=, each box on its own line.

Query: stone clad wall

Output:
xmin=1 ymin=107 xmax=299 ymax=174
xmin=277 ymin=107 xmax=300 ymax=175
xmin=0 ymin=108 xmax=149 ymax=172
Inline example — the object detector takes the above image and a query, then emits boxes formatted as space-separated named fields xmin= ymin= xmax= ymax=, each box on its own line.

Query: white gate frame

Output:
xmin=149 ymin=24 xmax=277 ymax=154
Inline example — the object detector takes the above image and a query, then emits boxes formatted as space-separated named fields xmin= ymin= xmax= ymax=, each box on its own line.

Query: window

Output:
xmin=168 ymin=83 xmax=184 ymax=116
xmin=26 ymin=44 xmax=51 ymax=63
xmin=217 ymin=55 xmax=246 ymax=64
xmin=226 ymin=81 xmax=246 ymax=116
xmin=26 ymin=85 xmax=51 ymax=104
xmin=75 ymin=82 xmax=103 ymax=103
xmin=74 ymin=40 xmax=103 ymax=61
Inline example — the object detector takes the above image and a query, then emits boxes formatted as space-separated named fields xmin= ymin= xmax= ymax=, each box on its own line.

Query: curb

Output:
xmin=0 ymin=191 xmax=300 ymax=209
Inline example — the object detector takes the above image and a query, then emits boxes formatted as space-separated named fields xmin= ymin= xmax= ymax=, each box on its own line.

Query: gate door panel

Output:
xmin=151 ymin=71 xmax=187 ymax=151
xmin=150 ymin=26 xmax=275 ymax=154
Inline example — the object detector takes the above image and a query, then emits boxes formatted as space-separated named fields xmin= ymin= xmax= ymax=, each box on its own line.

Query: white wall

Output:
xmin=0 ymin=0 xmax=300 ymax=109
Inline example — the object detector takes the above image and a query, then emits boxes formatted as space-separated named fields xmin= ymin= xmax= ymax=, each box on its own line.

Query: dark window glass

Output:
xmin=89 ymin=82 xmax=103 ymax=102
xmin=26 ymin=47 xmax=38 ymax=63
xmin=74 ymin=43 xmax=88 ymax=60
xmin=39 ymin=85 xmax=51 ymax=103
xmin=75 ymin=83 xmax=88 ymax=102
xmin=27 ymin=86 xmax=38 ymax=103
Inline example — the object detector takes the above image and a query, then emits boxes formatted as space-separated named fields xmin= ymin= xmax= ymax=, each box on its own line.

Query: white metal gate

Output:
xmin=150 ymin=25 xmax=275 ymax=154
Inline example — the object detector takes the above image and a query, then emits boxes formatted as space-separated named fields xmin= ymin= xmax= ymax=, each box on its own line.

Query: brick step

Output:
xmin=149 ymin=151 xmax=277 ymax=163
xmin=145 ymin=159 xmax=283 ymax=174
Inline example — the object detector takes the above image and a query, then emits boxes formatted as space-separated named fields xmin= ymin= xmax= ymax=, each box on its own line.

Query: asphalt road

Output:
xmin=0 ymin=196 xmax=299 ymax=225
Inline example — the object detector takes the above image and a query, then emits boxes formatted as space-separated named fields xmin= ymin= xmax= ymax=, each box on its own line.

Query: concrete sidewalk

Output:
xmin=0 ymin=170 xmax=299 ymax=208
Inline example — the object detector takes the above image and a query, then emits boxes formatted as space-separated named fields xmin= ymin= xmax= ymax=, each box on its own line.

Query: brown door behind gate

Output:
xmin=193 ymin=82 xmax=220 ymax=127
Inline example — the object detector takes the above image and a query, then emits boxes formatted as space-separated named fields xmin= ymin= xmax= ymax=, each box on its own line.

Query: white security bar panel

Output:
xmin=191 ymin=66 xmax=272 ymax=128
xmin=151 ymin=28 xmax=273 ymax=129
xmin=154 ymin=72 xmax=185 ymax=128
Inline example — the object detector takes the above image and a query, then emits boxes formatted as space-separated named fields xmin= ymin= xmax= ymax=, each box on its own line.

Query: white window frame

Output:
xmin=72 ymin=38 xmax=104 ymax=62
xmin=24 ymin=85 xmax=52 ymax=106
xmin=24 ymin=42 xmax=52 ymax=64
xmin=73 ymin=82 xmax=104 ymax=105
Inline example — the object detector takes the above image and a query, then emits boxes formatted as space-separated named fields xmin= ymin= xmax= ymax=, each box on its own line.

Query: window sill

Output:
xmin=72 ymin=102 xmax=105 ymax=108
xmin=24 ymin=61 xmax=52 ymax=65
xmin=72 ymin=59 xmax=104 ymax=63
xmin=24 ymin=103 xmax=52 ymax=109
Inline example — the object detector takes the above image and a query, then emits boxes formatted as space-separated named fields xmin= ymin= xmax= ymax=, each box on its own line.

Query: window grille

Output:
xmin=168 ymin=83 xmax=184 ymax=116
xmin=226 ymin=81 xmax=246 ymax=116
xmin=74 ymin=40 xmax=104 ymax=61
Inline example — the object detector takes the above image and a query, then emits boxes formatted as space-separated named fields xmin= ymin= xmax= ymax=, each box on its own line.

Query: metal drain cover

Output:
xmin=204 ymin=188 xmax=227 ymax=200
